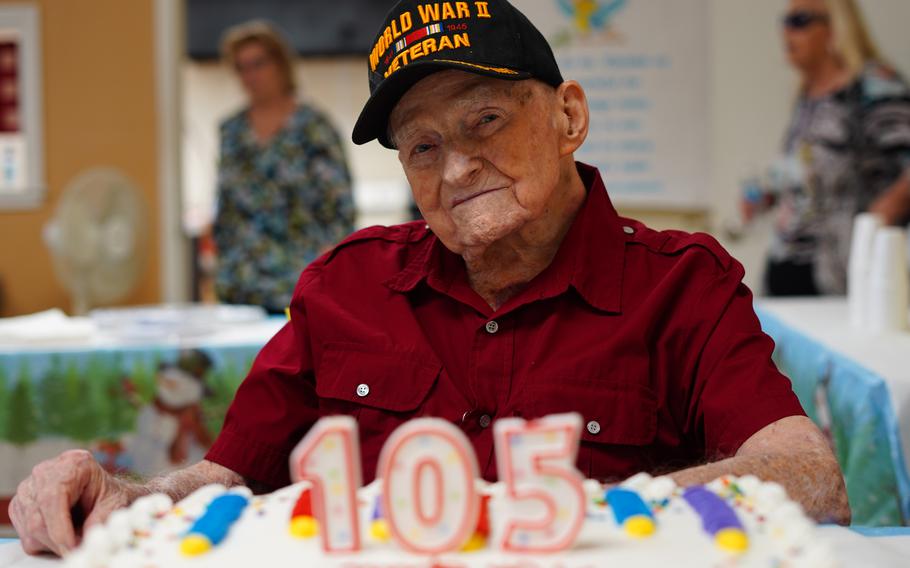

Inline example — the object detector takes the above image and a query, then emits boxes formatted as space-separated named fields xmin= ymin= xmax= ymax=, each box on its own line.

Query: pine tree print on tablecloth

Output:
xmin=7 ymin=365 xmax=38 ymax=446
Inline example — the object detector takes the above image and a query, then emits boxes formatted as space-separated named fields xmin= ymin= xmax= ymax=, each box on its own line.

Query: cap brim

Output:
xmin=352 ymin=60 xmax=532 ymax=149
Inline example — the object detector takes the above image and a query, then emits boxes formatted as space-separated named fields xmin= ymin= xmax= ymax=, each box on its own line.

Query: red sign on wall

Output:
xmin=0 ymin=41 xmax=19 ymax=134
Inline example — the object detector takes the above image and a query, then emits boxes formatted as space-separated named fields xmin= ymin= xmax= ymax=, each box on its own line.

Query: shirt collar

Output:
xmin=383 ymin=224 xmax=437 ymax=293
xmin=563 ymin=162 xmax=626 ymax=313
xmin=385 ymin=162 xmax=626 ymax=314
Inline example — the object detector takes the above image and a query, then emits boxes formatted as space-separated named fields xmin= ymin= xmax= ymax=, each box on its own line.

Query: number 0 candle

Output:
xmin=377 ymin=418 xmax=480 ymax=555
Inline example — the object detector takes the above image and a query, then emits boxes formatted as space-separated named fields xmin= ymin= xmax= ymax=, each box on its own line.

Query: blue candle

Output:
xmin=605 ymin=487 xmax=655 ymax=537
xmin=181 ymin=492 xmax=250 ymax=556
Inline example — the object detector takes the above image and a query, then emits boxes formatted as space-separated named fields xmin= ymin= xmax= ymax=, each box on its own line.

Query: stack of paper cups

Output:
xmin=847 ymin=213 xmax=883 ymax=328
xmin=866 ymin=227 xmax=909 ymax=333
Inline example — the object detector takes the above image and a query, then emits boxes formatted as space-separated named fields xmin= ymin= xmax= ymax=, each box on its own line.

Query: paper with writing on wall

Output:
xmin=512 ymin=0 xmax=709 ymax=209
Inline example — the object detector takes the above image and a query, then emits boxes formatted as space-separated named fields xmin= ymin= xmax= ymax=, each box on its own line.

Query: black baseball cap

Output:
xmin=352 ymin=0 xmax=564 ymax=148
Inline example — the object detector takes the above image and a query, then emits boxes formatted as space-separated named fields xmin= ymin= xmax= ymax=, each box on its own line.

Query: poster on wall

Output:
xmin=511 ymin=0 xmax=709 ymax=209
xmin=0 ymin=5 xmax=43 ymax=209
xmin=0 ymin=37 xmax=26 ymax=190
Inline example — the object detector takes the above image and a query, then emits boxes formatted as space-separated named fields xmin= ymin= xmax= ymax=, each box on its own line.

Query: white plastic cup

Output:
xmin=848 ymin=213 xmax=883 ymax=329
xmin=866 ymin=226 xmax=909 ymax=333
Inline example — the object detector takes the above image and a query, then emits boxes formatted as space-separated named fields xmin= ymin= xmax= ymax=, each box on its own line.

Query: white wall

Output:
xmin=709 ymin=0 xmax=794 ymax=291
xmin=182 ymin=0 xmax=910 ymax=291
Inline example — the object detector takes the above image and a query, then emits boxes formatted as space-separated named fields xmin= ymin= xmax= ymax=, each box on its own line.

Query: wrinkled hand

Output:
xmin=8 ymin=449 xmax=136 ymax=557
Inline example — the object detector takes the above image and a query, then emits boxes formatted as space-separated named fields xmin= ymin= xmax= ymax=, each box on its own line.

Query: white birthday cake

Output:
xmin=63 ymin=415 xmax=836 ymax=567
xmin=63 ymin=473 xmax=835 ymax=568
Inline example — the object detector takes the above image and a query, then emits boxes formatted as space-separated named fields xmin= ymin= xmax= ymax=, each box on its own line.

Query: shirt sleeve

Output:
xmin=685 ymin=258 xmax=807 ymax=459
xmin=860 ymin=73 xmax=910 ymax=179
xmin=205 ymin=269 xmax=321 ymax=489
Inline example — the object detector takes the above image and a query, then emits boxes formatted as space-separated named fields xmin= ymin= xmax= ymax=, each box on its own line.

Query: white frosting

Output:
xmin=66 ymin=475 xmax=837 ymax=568
xmin=737 ymin=475 xmax=762 ymax=495
xmin=642 ymin=476 xmax=677 ymax=502
xmin=770 ymin=500 xmax=806 ymax=523
xmin=228 ymin=486 xmax=253 ymax=500
xmin=801 ymin=542 xmax=838 ymax=568
xmin=180 ymin=484 xmax=226 ymax=513
xmin=620 ymin=472 xmax=653 ymax=492
xmin=776 ymin=516 xmax=817 ymax=549
xmin=706 ymin=476 xmax=728 ymax=494
xmin=755 ymin=481 xmax=787 ymax=507
xmin=104 ymin=510 xmax=133 ymax=548
xmin=132 ymin=494 xmax=174 ymax=516
xmin=582 ymin=478 xmax=604 ymax=500
xmin=81 ymin=526 xmax=113 ymax=559
xmin=60 ymin=551 xmax=95 ymax=568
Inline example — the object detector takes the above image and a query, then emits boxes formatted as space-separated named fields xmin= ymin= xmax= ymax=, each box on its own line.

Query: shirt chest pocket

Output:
xmin=315 ymin=344 xmax=442 ymax=478
xmin=521 ymin=380 xmax=658 ymax=481
xmin=316 ymin=344 xmax=442 ymax=413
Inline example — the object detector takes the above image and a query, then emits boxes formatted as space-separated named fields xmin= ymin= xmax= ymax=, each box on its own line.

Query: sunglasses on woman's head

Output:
xmin=782 ymin=11 xmax=830 ymax=30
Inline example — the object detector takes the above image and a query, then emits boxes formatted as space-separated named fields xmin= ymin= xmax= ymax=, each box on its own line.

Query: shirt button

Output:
xmin=479 ymin=414 xmax=492 ymax=428
xmin=623 ymin=226 xmax=635 ymax=235
xmin=356 ymin=383 xmax=370 ymax=397
xmin=485 ymin=320 xmax=499 ymax=334
xmin=586 ymin=420 xmax=601 ymax=435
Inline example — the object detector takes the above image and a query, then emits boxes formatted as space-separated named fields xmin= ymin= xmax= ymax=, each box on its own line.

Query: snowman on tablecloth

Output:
xmin=128 ymin=350 xmax=213 ymax=476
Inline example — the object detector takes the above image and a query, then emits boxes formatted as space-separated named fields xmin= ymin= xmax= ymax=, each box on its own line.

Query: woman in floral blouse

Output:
xmin=214 ymin=21 xmax=355 ymax=313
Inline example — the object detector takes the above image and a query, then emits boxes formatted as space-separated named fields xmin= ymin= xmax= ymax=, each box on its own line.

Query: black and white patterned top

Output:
xmin=770 ymin=62 xmax=910 ymax=294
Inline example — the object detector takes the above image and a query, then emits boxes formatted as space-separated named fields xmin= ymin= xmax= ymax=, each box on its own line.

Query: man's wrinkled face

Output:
xmin=389 ymin=71 xmax=565 ymax=254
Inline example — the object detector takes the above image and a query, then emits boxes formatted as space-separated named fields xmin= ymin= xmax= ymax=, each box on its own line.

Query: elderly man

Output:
xmin=10 ymin=0 xmax=849 ymax=556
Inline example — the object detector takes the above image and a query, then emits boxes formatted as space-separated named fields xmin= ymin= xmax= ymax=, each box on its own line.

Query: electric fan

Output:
xmin=43 ymin=168 xmax=148 ymax=315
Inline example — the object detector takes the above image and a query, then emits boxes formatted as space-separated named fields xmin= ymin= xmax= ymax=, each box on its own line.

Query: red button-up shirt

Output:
xmin=206 ymin=163 xmax=805 ymax=489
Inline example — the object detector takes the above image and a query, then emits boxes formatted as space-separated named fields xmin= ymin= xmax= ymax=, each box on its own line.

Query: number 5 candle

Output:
xmin=493 ymin=412 xmax=586 ymax=552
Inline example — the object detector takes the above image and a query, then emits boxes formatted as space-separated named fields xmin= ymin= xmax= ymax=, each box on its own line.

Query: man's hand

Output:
xmin=9 ymin=450 xmax=136 ymax=556
xmin=8 ymin=451 xmax=246 ymax=557
xmin=670 ymin=416 xmax=851 ymax=525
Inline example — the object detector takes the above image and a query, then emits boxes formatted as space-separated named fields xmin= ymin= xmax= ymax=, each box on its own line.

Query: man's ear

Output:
xmin=555 ymin=80 xmax=589 ymax=156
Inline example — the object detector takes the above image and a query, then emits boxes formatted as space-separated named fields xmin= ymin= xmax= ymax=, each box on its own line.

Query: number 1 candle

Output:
xmin=289 ymin=416 xmax=363 ymax=552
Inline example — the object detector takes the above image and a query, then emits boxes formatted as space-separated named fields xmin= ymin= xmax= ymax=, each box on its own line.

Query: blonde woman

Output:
xmin=750 ymin=0 xmax=910 ymax=296
xmin=213 ymin=21 xmax=354 ymax=313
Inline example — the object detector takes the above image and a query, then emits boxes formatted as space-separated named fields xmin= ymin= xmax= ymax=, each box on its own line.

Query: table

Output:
xmin=756 ymin=298 xmax=910 ymax=527
xmin=3 ymin=299 xmax=907 ymax=527
xmin=1 ymin=528 xmax=909 ymax=567
xmin=0 ymin=315 xmax=286 ymax=501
